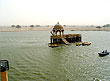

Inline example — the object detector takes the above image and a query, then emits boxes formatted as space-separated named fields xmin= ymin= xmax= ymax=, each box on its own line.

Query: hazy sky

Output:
xmin=0 ymin=0 xmax=110 ymax=26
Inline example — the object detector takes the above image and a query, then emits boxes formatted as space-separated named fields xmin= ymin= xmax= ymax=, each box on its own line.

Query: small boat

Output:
xmin=82 ymin=42 xmax=91 ymax=46
xmin=76 ymin=42 xmax=82 ymax=46
xmin=75 ymin=42 xmax=91 ymax=46
xmin=70 ymin=30 xmax=74 ymax=31
xmin=48 ymin=43 xmax=59 ymax=47
xmin=98 ymin=50 xmax=110 ymax=56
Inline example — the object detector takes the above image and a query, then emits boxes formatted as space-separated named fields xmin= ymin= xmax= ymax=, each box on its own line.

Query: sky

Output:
xmin=0 ymin=0 xmax=110 ymax=26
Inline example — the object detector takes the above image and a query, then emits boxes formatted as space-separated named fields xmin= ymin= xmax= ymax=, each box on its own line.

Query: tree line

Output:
xmin=96 ymin=24 xmax=110 ymax=28
xmin=11 ymin=24 xmax=110 ymax=29
xmin=11 ymin=25 xmax=41 ymax=28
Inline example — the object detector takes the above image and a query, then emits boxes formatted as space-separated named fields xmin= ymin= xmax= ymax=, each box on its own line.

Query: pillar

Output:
xmin=50 ymin=38 xmax=52 ymax=43
xmin=1 ymin=71 xmax=8 ymax=81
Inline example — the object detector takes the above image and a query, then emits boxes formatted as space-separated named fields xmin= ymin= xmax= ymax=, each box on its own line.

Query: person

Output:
xmin=105 ymin=50 xmax=107 ymax=53
xmin=102 ymin=51 xmax=104 ymax=53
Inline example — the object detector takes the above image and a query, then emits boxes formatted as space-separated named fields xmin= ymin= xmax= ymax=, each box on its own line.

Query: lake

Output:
xmin=0 ymin=31 xmax=110 ymax=81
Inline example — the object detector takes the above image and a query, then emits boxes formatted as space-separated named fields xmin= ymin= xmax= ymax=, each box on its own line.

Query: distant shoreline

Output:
xmin=0 ymin=27 xmax=109 ymax=32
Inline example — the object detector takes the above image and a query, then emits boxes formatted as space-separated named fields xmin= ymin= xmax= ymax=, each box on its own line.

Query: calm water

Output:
xmin=0 ymin=31 xmax=110 ymax=81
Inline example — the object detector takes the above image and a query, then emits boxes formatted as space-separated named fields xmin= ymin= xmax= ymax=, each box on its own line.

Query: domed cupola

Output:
xmin=53 ymin=22 xmax=64 ymax=31
xmin=51 ymin=22 xmax=64 ymax=36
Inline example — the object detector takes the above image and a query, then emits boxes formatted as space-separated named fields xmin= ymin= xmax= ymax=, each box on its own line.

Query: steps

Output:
xmin=62 ymin=38 xmax=70 ymax=45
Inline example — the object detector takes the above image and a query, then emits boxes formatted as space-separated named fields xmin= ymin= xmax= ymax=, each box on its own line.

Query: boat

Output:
xmin=70 ymin=30 xmax=74 ymax=31
xmin=75 ymin=42 xmax=91 ymax=46
xmin=75 ymin=42 xmax=82 ymax=46
xmin=48 ymin=43 xmax=59 ymax=47
xmin=82 ymin=42 xmax=91 ymax=46
xmin=98 ymin=50 xmax=110 ymax=56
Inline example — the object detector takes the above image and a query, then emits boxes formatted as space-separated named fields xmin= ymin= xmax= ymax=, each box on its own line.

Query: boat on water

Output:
xmin=82 ymin=42 xmax=91 ymax=46
xmin=98 ymin=50 xmax=110 ymax=56
xmin=48 ymin=43 xmax=59 ymax=47
xmin=75 ymin=42 xmax=82 ymax=46
xmin=75 ymin=42 xmax=91 ymax=46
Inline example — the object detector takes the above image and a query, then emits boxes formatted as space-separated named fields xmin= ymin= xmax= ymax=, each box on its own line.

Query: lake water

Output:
xmin=0 ymin=31 xmax=110 ymax=81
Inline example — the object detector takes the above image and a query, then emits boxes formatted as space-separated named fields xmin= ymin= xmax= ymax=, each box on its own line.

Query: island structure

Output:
xmin=49 ymin=22 xmax=82 ymax=47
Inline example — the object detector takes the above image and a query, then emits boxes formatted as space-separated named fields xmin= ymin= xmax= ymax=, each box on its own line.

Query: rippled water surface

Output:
xmin=1 ymin=31 xmax=110 ymax=81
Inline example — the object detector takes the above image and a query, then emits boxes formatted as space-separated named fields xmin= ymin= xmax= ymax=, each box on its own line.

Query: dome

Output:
xmin=53 ymin=22 xmax=64 ymax=31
